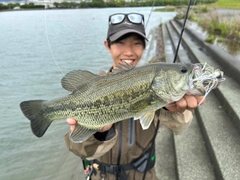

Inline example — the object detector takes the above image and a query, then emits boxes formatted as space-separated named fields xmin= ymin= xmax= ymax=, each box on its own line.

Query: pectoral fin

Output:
xmin=130 ymin=98 xmax=151 ymax=112
xmin=69 ymin=124 xmax=98 ymax=143
xmin=139 ymin=111 xmax=155 ymax=130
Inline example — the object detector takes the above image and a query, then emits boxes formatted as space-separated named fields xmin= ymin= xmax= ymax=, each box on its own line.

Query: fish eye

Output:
xmin=181 ymin=66 xmax=188 ymax=73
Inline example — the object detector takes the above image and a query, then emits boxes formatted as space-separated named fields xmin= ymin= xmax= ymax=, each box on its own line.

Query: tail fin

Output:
xmin=20 ymin=100 xmax=52 ymax=137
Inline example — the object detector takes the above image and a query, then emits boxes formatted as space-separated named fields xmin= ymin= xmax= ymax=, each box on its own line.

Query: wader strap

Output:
xmin=90 ymin=139 xmax=156 ymax=179
xmin=142 ymin=109 xmax=160 ymax=180
xmin=87 ymin=110 xmax=161 ymax=180
xmin=92 ymin=159 xmax=134 ymax=179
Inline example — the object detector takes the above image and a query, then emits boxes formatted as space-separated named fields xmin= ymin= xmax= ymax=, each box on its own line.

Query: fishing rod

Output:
xmin=173 ymin=0 xmax=193 ymax=63
xmin=145 ymin=0 xmax=156 ymax=28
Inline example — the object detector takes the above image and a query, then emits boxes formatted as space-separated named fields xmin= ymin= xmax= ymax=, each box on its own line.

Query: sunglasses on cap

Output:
xmin=109 ymin=13 xmax=144 ymax=25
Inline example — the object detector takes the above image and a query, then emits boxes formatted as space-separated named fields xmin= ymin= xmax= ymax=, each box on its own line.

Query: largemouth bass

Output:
xmin=20 ymin=62 xmax=224 ymax=143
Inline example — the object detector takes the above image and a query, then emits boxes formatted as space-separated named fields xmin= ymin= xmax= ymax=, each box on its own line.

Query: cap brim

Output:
xmin=109 ymin=29 xmax=148 ymax=41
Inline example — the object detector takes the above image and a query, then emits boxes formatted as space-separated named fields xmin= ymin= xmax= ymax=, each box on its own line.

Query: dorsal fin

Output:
xmin=61 ymin=70 xmax=98 ymax=92
xmin=110 ymin=62 xmax=134 ymax=75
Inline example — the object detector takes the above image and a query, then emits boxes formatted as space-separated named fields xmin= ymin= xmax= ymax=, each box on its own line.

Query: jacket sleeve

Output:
xmin=158 ymin=108 xmax=193 ymax=135
xmin=64 ymin=128 xmax=118 ymax=160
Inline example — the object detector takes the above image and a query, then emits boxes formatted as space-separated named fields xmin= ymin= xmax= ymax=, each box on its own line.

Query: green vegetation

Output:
xmin=193 ymin=4 xmax=210 ymax=13
xmin=156 ymin=1 xmax=240 ymax=45
xmin=0 ymin=2 xmax=44 ymax=10
xmin=170 ymin=5 xmax=211 ymax=21
xmin=217 ymin=38 xmax=223 ymax=43
xmin=154 ymin=0 xmax=240 ymax=11
xmin=0 ymin=0 xmax=218 ymax=10
xmin=154 ymin=0 xmax=216 ymax=12
xmin=53 ymin=0 xmax=216 ymax=9
xmin=20 ymin=3 xmax=45 ymax=9
xmin=195 ymin=11 xmax=240 ymax=43
xmin=205 ymin=35 xmax=215 ymax=44
xmin=172 ymin=0 xmax=240 ymax=53
xmin=154 ymin=6 xmax=176 ymax=12
xmin=212 ymin=0 xmax=240 ymax=9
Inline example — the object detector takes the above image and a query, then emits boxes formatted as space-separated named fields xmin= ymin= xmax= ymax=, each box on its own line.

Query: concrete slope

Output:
xmin=155 ymin=19 xmax=240 ymax=180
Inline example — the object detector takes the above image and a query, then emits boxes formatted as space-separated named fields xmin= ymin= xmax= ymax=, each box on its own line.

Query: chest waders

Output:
xmin=84 ymin=110 xmax=160 ymax=180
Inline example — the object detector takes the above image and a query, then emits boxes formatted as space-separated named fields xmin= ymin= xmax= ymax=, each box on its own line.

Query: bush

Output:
xmin=205 ymin=35 xmax=215 ymax=44
xmin=195 ymin=11 xmax=240 ymax=43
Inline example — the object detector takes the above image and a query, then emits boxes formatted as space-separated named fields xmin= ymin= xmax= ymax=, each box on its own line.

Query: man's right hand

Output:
xmin=66 ymin=118 xmax=76 ymax=132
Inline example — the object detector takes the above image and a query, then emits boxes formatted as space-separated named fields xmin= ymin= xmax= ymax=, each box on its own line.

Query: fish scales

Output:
xmin=70 ymin=67 xmax=154 ymax=121
xmin=20 ymin=62 xmax=225 ymax=142
xmin=62 ymin=76 xmax=153 ymax=128
xmin=40 ymin=74 xmax=153 ymax=128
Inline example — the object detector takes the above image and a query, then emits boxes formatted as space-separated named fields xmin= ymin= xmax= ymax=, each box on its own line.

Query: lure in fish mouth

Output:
xmin=20 ymin=62 xmax=225 ymax=143
xmin=188 ymin=63 xmax=225 ymax=103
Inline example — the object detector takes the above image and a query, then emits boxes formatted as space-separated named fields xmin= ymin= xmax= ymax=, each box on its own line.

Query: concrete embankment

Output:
xmin=155 ymin=19 xmax=240 ymax=180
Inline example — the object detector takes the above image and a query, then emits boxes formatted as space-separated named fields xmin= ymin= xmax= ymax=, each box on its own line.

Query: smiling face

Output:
xmin=104 ymin=33 xmax=145 ymax=69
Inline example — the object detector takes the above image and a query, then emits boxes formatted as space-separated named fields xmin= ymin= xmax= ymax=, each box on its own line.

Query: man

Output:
xmin=65 ymin=13 xmax=204 ymax=180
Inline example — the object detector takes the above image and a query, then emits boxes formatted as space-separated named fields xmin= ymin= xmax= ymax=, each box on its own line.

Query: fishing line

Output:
xmin=44 ymin=9 xmax=79 ymax=91
xmin=44 ymin=10 xmax=65 ymax=77
xmin=145 ymin=0 xmax=156 ymax=29
xmin=44 ymin=3 xmax=157 ymax=91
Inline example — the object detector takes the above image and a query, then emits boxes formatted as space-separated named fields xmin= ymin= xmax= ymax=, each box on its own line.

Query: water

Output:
xmin=0 ymin=8 xmax=176 ymax=180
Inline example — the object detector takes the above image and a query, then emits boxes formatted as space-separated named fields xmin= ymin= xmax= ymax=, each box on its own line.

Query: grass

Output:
xmin=154 ymin=6 xmax=177 ymax=12
xmin=174 ymin=5 xmax=211 ymax=21
xmin=205 ymin=35 xmax=215 ymax=44
xmin=154 ymin=0 xmax=240 ymax=11
xmin=212 ymin=0 xmax=240 ymax=9
xmin=154 ymin=4 xmax=210 ymax=13
xmin=155 ymin=1 xmax=240 ymax=46
xmin=171 ymin=1 xmax=240 ymax=54
xmin=172 ymin=1 xmax=240 ymax=44
xmin=194 ymin=11 xmax=240 ymax=43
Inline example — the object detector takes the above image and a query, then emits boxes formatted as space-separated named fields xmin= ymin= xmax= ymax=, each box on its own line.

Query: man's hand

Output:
xmin=66 ymin=118 xmax=113 ymax=132
xmin=165 ymin=95 xmax=205 ymax=113
xmin=66 ymin=118 xmax=77 ymax=132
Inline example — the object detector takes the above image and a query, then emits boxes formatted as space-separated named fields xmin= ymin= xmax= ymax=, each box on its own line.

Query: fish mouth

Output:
xmin=188 ymin=63 xmax=225 ymax=96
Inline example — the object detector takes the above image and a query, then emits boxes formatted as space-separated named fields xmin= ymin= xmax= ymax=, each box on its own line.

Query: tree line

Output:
xmin=0 ymin=2 xmax=44 ymax=10
xmin=0 ymin=0 xmax=218 ymax=10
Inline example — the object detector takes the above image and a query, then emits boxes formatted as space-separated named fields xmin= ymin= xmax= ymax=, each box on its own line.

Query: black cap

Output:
xmin=107 ymin=17 xmax=148 ymax=41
